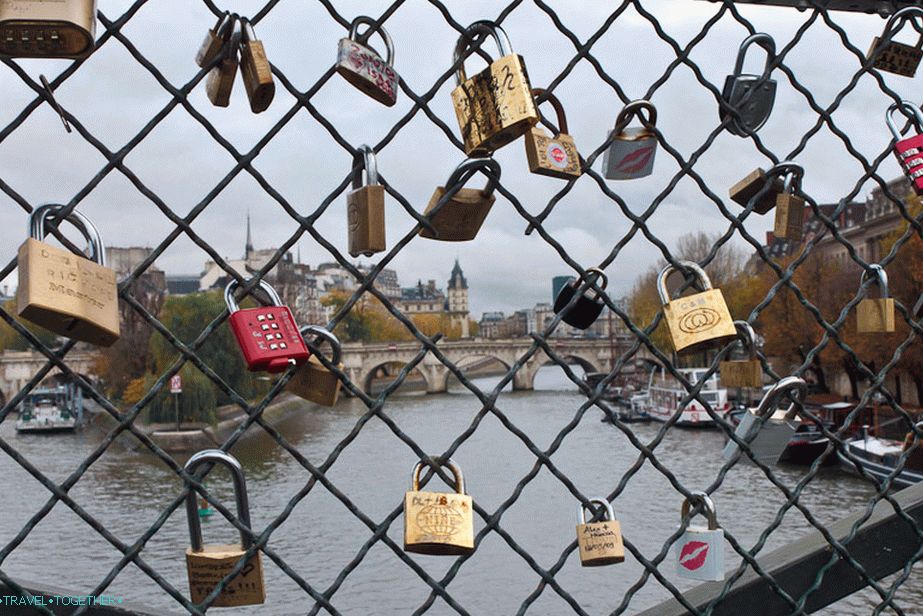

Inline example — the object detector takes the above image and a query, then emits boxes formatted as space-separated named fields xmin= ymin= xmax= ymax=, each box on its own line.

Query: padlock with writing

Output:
xmin=658 ymin=261 xmax=736 ymax=354
xmin=404 ymin=457 xmax=474 ymax=556
xmin=719 ymin=320 xmax=763 ymax=389
xmin=674 ymin=492 xmax=724 ymax=582
xmin=887 ymin=100 xmax=923 ymax=196
xmin=419 ymin=158 xmax=499 ymax=242
xmin=287 ymin=325 xmax=343 ymax=407
xmin=772 ymin=163 xmax=805 ymax=241
xmin=239 ymin=18 xmax=274 ymax=113
xmin=553 ymin=268 xmax=607 ymax=330
xmin=348 ymin=144 xmax=386 ymax=257
xmin=225 ymin=278 xmax=309 ymax=373
xmin=196 ymin=11 xmax=235 ymax=67
xmin=524 ymin=88 xmax=581 ymax=180
xmin=867 ymin=7 xmax=923 ymax=78
xmin=857 ymin=264 xmax=896 ymax=333
xmin=335 ymin=16 xmax=399 ymax=106
xmin=603 ymin=100 xmax=658 ymax=180
xmin=451 ymin=21 xmax=539 ymax=157
xmin=721 ymin=33 xmax=777 ymax=136
xmin=723 ymin=376 xmax=806 ymax=466
xmin=576 ymin=498 xmax=624 ymax=566
xmin=18 ymin=204 xmax=119 ymax=346
xmin=205 ymin=19 xmax=239 ymax=108
xmin=0 ymin=0 xmax=96 ymax=58
xmin=729 ymin=167 xmax=785 ymax=214
xmin=184 ymin=450 xmax=265 ymax=607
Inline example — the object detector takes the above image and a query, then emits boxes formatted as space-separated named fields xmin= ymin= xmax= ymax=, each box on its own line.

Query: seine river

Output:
xmin=0 ymin=369 xmax=918 ymax=615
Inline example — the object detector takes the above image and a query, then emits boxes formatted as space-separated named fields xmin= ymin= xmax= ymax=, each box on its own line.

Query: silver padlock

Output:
xmin=335 ymin=16 xmax=398 ymax=106
xmin=723 ymin=376 xmax=807 ymax=466
xmin=721 ymin=33 xmax=777 ymax=137
xmin=602 ymin=100 xmax=657 ymax=180
xmin=674 ymin=492 xmax=724 ymax=582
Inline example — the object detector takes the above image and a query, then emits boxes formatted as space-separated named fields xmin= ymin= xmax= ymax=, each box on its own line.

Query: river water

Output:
xmin=0 ymin=369 xmax=919 ymax=615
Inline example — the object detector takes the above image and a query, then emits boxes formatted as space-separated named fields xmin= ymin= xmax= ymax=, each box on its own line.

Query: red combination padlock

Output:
xmin=887 ymin=100 xmax=923 ymax=195
xmin=224 ymin=279 xmax=310 ymax=373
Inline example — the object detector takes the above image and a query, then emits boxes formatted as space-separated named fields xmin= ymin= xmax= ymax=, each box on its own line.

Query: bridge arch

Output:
xmin=360 ymin=360 xmax=433 ymax=395
xmin=440 ymin=354 xmax=513 ymax=392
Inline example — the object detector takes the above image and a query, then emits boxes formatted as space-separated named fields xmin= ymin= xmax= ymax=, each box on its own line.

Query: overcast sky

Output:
xmin=0 ymin=1 xmax=908 ymax=317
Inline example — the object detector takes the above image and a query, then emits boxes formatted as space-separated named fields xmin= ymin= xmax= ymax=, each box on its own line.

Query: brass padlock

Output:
xmin=451 ymin=21 xmax=539 ymax=157
xmin=0 ymin=0 xmax=96 ymax=58
xmin=657 ymin=260 xmax=736 ymax=354
xmin=195 ymin=11 xmax=235 ymax=68
xmin=772 ymin=163 xmax=805 ymax=241
xmin=857 ymin=264 xmax=896 ymax=333
xmin=867 ymin=7 xmax=923 ymax=78
xmin=347 ymin=144 xmax=386 ymax=257
xmin=239 ymin=18 xmax=274 ymax=113
xmin=335 ymin=16 xmax=399 ymax=106
xmin=404 ymin=457 xmax=474 ymax=556
xmin=287 ymin=325 xmax=343 ymax=406
xmin=524 ymin=88 xmax=581 ymax=180
xmin=729 ymin=168 xmax=784 ymax=214
xmin=602 ymin=100 xmax=658 ymax=180
xmin=419 ymin=158 xmax=500 ymax=242
xmin=184 ymin=450 xmax=265 ymax=607
xmin=17 ymin=204 xmax=119 ymax=346
xmin=719 ymin=320 xmax=763 ymax=389
xmin=576 ymin=498 xmax=624 ymax=566
xmin=205 ymin=19 xmax=239 ymax=108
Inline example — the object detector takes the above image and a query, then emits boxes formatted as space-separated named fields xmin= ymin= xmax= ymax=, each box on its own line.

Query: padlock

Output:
xmin=772 ymin=163 xmax=806 ymax=241
xmin=553 ymin=268 xmax=607 ymax=330
xmin=239 ymin=18 xmax=274 ymax=114
xmin=524 ymin=88 xmax=581 ymax=180
xmin=347 ymin=144 xmax=386 ymax=257
xmin=205 ymin=19 xmax=239 ymax=108
xmin=184 ymin=450 xmax=265 ymax=607
xmin=720 ymin=33 xmax=777 ymax=137
xmin=404 ymin=457 xmax=474 ymax=556
xmin=723 ymin=376 xmax=807 ymax=466
xmin=719 ymin=320 xmax=763 ymax=389
xmin=867 ymin=7 xmax=923 ymax=77
xmin=728 ymin=168 xmax=785 ymax=214
xmin=287 ymin=325 xmax=343 ymax=407
xmin=657 ymin=261 xmax=736 ymax=354
xmin=195 ymin=11 xmax=235 ymax=68
xmin=887 ymin=100 xmax=923 ymax=196
xmin=451 ymin=21 xmax=539 ymax=157
xmin=602 ymin=100 xmax=658 ymax=180
xmin=17 ymin=204 xmax=119 ymax=346
xmin=857 ymin=264 xmax=896 ymax=333
xmin=576 ymin=498 xmax=624 ymax=566
xmin=335 ymin=15 xmax=399 ymax=106
xmin=674 ymin=492 xmax=724 ymax=582
xmin=224 ymin=278 xmax=309 ymax=373
xmin=419 ymin=158 xmax=500 ymax=242
xmin=0 ymin=0 xmax=96 ymax=58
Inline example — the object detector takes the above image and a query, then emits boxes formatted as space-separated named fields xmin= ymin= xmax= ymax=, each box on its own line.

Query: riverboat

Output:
xmin=642 ymin=368 xmax=729 ymax=428
xmin=838 ymin=430 xmax=923 ymax=489
xmin=16 ymin=384 xmax=83 ymax=434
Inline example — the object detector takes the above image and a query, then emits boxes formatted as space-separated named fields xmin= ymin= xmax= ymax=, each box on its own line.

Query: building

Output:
xmin=398 ymin=280 xmax=445 ymax=314
xmin=166 ymin=275 xmax=200 ymax=295
xmin=446 ymin=259 xmax=470 ymax=337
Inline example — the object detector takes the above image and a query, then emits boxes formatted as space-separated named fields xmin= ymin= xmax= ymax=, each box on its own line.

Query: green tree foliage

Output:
xmin=142 ymin=364 xmax=217 ymax=424
xmin=0 ymin=300 xmax=61 ymax=351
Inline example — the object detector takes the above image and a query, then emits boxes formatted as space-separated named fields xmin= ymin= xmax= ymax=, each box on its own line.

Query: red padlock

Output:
xmin=887 ymin=100 xmax=923 ymax=195
xmin=224 ymin=279 xmax=310 ymax=373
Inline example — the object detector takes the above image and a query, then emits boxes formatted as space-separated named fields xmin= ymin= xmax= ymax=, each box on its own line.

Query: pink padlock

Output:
xmin=887 ymin=100 xmax=923 ymax=195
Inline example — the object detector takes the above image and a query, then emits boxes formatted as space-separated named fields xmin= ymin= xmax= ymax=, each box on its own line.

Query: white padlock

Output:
xmin=723 ymin=376 xmax=807 ymax=466
xmin=674 ymin=492 xmax=724 ymax=582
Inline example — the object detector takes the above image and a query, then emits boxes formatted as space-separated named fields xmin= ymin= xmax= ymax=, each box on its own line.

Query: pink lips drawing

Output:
xmin=614 ymin=146 xmax=654 ymax=174
xmin=679 ymin=540 xmax=709 ymax=571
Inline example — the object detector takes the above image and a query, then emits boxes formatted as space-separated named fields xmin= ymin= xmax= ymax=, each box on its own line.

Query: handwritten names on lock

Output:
xmin=870 ymin=37 xmax=923 ymax=77
xmin=580 ymin=522 xmax=619 ymax=552
xmin=338 ymin=40 xmax=397 ymax=101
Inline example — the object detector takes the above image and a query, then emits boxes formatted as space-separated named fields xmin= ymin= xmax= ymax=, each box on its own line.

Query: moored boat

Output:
xmin=837 ymin=430 xmax=923 ymax=489
xmin=16 ymin=384 xmax=83 ymax=434
xmin=643 ymin=368 xmax=729 ymax=428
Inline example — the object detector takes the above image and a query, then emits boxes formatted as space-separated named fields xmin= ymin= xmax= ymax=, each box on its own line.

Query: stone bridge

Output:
xmin=0 ymin=350 xmax=99 ymax=407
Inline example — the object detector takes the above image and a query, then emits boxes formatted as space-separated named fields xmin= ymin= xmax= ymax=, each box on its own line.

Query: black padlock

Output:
xmin=553 ymin=267 xmax=607 ymax=330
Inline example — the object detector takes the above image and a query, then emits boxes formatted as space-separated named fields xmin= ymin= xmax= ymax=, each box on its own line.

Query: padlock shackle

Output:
xmin=224 ymin=278 xmax=284 ymax=314
xmin=348 ymin=15 xmax=394 ymax=66
xmin=614 ymin=99 xmax=657 ymax=132
xmin=733 ymin=32 xmax=776 ymax=78
xmin=30 ymin=203 xmax=107 ymax=267
xmin=454 ymin=21 xmax=513 ymax=86
xmin=752 ymin=375 xmax=807 ymax=420
xmin=352 ymin=144 xmax=379 ymax=188
xmin=573 ymin=267 xmax=608 ymax=301
xmin=657 ymin=260 xmax=713 ymax=305
xmin=445 ymin=158 xmax=502 ymax=198
xmin=213 ymin=11 xmax=234 ymax=36
xmin=411 ymin=457 xmax=466 ymax=494
xmin=239 ymin=17 xmax=257 ymax=44
xmin=219 ymin=12 xmax=239 ymax=43
xmin=767 ymin=161 xmax=804 ymax=196
xmin=681 ymin=491 xmax=718 ymax=531
xmin=299 ymin=325 xmax=342 ymax=365
xmin=731 ymin=320 xmax=759 ymax=359
xmin=860 ymin=264 xmax=890 ymax=299
xmin=184 ymin=449 xmax=254 ymax=553
xmin=886 ymin=100 xmax=923 ymax=140
xmin=882 ymin=6 xmax=923 ymax=38
xmin=577 ymin=497 xmax=615 ymax=525
xmin=531 ymin=88 xmax=569 ymax=136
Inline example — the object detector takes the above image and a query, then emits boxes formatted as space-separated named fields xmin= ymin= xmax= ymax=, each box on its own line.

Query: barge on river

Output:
xmin=16 ymin=384 xmax=83 ymax=434
xmin=642 ymin=368 xmax=729 ymax=428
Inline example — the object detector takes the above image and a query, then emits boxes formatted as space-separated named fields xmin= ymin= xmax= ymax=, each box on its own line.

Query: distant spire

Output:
xmin=448 ymin=258 xmax=467 ymax=290
xmin=245 ymin=210 xmax=254 ymax=260
xmin=297 ymin=243 xmax=301 ymax=264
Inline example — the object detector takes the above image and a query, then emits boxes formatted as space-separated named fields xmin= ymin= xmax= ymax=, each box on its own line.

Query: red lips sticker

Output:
xmin=679 ymin=540 xmax=709 ymax=571
xmin=614 ymin=145 xmax=655 ymax=174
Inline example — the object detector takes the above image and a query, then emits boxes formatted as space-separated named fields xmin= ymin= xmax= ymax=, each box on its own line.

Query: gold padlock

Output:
xmin=524 ymin=88 xmax=581 ymax=180
xmin=719 ymin=320 xmax=764 ymax=389
xmin=287 ymin=325 xmax=342 ymax=406
xmin=0 ymin=0 xmax=96 ymax=58
xmin=195 ymin=11 xmax=235 ymax=68
xmin=450 ymin=21 xmax=539 ymax=157
xmin=729 ymin=168 xmax=785 ymax=214
xmin=184 ymin=450 xmax=265 ymax=607
xmin=419 ymin=159 xmax=499 ymax=242
xmin=404 ymin=457 xmax=474 ymax=556
xmin=347 ymin=145 xmax=386 ymax=257
xmin=17 ymin=204 xmax=119 ymax=346
xmin=576 ymin=498 xmax=624 ymax=566
xmin=657 ymin=260 xmax=736 ymax=354
xmin=867 ymin=7 xmax=923 ymax=78
xmin=205 ymin=19 xmax=239 ymax=107
xmin=857 ymin=264 xmax=896 ymax=333
xmin=772 ymin=163 xmax=805 ymax=241
xmin=239 ymin=18 xmax=274 ymax=113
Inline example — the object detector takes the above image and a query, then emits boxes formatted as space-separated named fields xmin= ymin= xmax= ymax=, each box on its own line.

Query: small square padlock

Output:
xmin=658 ymin=261 xmax=736 ymax=354
xmin=335 ymin=16 xmax=399 ymax=106
xmin=287 ymin=326 xmax=343 ymax=407
xmin=0 ymin=0 xmax=97 ymax=58
xmin=867 ymin=8 xmax=923 ymax=78
xmin=857 ymin=264 xmax=896 ymax=333
xmin=347 ymin=145 xmax=386 ymax=257
xmin=719 ymin=320 xmax=764 ymax=389
xmin=419 ymin=159 xmax=499 ymax=242
xmin=404 ymin=458 xmax=474 ymax=556
xmin=723 ymin=376 xmax=806 ymax=466
xmin=524 ymin=88 xmax=581 ymax=180
xmin=728 ymin=168 xmax=784 ymax=214
xmin=674 ymin=493 xmax=724 ymax=582
xmin=553 ymin=268 xmax=607 ymax=330
xmin=602 ymin=100 xmax=657 ymax=180
xmin=576 ymin=498 xmax=624 ymax=566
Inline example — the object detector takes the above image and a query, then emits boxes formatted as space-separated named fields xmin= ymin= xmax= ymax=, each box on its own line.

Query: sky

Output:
xmin=0 ymin=0 xmax=910 ymax=317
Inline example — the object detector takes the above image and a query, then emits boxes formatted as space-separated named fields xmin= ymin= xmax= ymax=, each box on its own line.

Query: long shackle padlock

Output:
xmin=404 ymin=457 xmax=474 ymax=555
xmin=287 ymin=325 xmax=344 ymax=406
xmin=867 ymin=7 xmax=923 ymax=77
xmin=675 ymin=492 xmax=724 ymax=581
xmin=657 ymin=260 xmax=736 ymax=353
xmin=771 ymin=162 xmax=805 ymax=241
xmin=553 ymin=267 xmax=608 ymax=330
xmin=887 ymin=101 xmax=923 ymax=195
xmin=0 ymin=0 xmax=97 ymax=58
xmin=603 ymin=100 xmax=658 ymax=180
xmin=719 ymin=320 xmax=763 ymax=389
xmin=335 ymin=15 xmax=399 ymax=106
xmin=721 ymin=33 xmax=777 ymax=137
xmin=348 ymin=144 xmax=386 ymax=257
xmin=239 ymin=18 xmax=275 ymax=113
xmin=524 ymin=88 xmax=581 ymax=179
xmin=857 ymin=264 xmax=896 ymax=333
xmin=420 ymin=158 xmax=501 ymax=241
xmin=576 ymin=498 xmax=624 ymax=566
xmin=723 ymin=376 xmax=807 ymax=466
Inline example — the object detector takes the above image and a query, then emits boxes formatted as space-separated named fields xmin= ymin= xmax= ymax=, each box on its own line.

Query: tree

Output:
xmin=0 ymin=300 xmax=61 ymax=351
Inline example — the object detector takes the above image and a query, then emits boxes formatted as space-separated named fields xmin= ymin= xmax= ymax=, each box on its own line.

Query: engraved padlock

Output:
xmin=674 ymin=492 xmax=724 ymax=582
xmin=772 ymin=163 xmax=805 ymax=241
xmin=602 ymin=100 xmax=658 ymax=180
xmin=451 ymin=21 xmax=539 ymax=157
xmin=404 ymin=457 xmax=474 ymax=556
xmin=857 ymin=264 xmax=896 ymax=333
xmin=347 ymin=144 xmax=386 ymax=257
xmin=419 ymin=158 xmax=500 ymax=242
xmin=196 ymin=11 xmax=234 ymax=68
xmin=887 ymin=100 xmax=923 ymax=196
xmin=287 ymin=325 xmax=343 ymax=407
xmin=729 ymin=168 xmax=785 ymax=215
xmin=17 ymin=204 xmax=119 ymax=346
xmin=657 ymin=261 xmax=736 ymax=354
xmin=723 ymin=376 xmax=807 ymax=466
xmin=239 ymin=18 xmax=274 ymax=113
xmin=225 ymin=278 xmax=310 ymax=373
xmin=719 ymin=320 xmax=763 ymax=389
xmin=553 ymin=268 xmax=607 ymax=330
xmin=184 ymin=450 xmax=265 ymax=607
xmin=335 ymin=15 xmax=399 ymax=106
xmin=205 ymin=18 xmax=239 ymax=108
xmin=576 ymin=498 xmax=624 ymax=566
xmin=867 ymin=7 xmax=923 ymax=78
xmin=720 ymin=33 xmax=777 ymax=136
xmin=0 ymin=0 xmax=96 ymax=58
xmin=524 ymin=88 xmax=581 ymax=180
